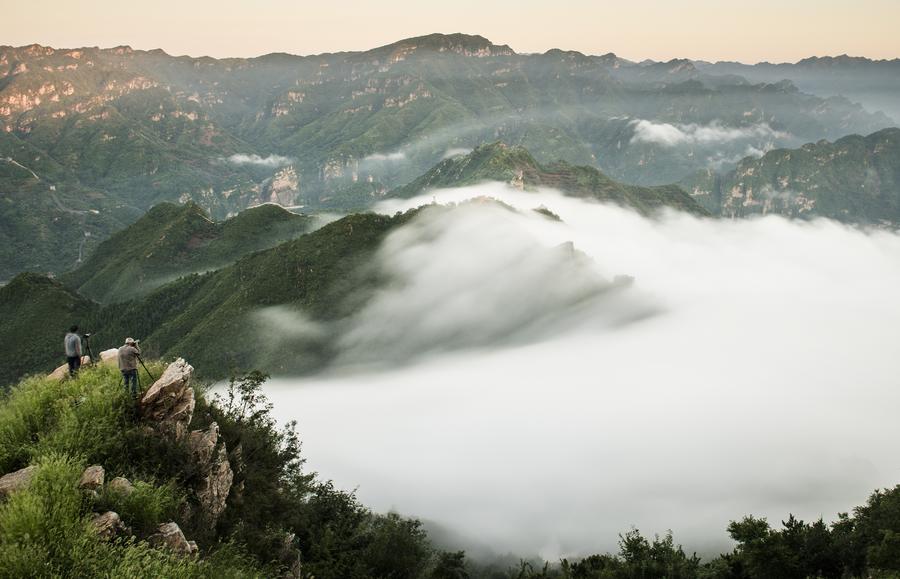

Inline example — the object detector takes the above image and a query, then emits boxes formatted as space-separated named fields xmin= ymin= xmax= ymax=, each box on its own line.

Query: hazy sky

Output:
xmin=5 ymin=0 xmax=899 ymax=62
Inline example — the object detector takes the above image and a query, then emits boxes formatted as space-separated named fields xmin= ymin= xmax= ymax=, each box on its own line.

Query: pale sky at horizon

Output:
xmin=4 ymin=0 xmax=899 ymax=63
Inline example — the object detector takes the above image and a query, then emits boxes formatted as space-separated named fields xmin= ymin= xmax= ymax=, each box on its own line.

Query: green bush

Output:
xmin=0 ymin=363 xmax=163 ymax=474
xmin=96 ymin=478 xmax=184 ymax=536
xmin=0 ymin=454 xmax=265 ymax=579
xmin=0 ymin=453 xmax=92 ymax=575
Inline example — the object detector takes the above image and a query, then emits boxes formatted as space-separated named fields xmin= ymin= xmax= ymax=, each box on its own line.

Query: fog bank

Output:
xmin=261 ymin=184 xmax=900 ymax=559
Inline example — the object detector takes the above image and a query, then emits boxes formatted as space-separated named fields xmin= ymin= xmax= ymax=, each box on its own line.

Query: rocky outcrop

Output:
xmin=0 ymin=465 xmax=36 ymax=497
xmin=188 ymin=422 xmax=233 ymax=526
xmin=150 ymin=522 xmax=198 ymax=556
xmin=91 ymin=511 xmax=129 ymax=540
xmin=140 ymin=358 xmax=195 ymax=440
xmin=264 ymin=165 xmax=300 ymax=206
xmin=78 ymin=465 xmax=105 ymax=491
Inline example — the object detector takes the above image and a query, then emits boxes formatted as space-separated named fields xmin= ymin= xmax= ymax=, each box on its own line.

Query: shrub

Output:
xmin=96 ymin=478 xmax=184 ymax=536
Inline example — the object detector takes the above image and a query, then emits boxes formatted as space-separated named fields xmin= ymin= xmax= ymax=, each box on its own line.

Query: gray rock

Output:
xmin=188 ymin=422 xmax=220 ymax=466
xmin=78 ymin=465 xmax=105 ymax=491
xmin=108 ymin=476 xmax=135 ymax=496
xmin=91 ymin=511 xmax=128 ymax=540
xmin=150 ymin=522 xmax=195 ymax=556
xmin=188 ymin=422 xmax=234 ymax=526
xmin=140 ymin=358 xmax=195 ymax=440
xmin=0 ymin=465 xmax=36 ymax=498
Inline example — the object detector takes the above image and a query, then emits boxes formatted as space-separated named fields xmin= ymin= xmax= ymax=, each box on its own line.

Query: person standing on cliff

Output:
xmin=64 ymin=325 xmax=82 ymax=377
xmin=117 ymin=338 xmax=142 ymax=397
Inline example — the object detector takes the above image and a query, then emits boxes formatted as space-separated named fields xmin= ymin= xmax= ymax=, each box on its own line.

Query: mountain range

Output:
xmin=2 ymin=33 xmax=898 ymax=278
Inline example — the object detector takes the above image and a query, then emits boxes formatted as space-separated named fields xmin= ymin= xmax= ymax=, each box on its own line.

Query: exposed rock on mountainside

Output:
xmin=149 ymin=521 xmax=199 ymax=556
xmin=91 ymin=511 xmax=129 ymax=540
xmin=78 ymin=464 xmax=105 ymax=491
xmin=0 ymin=465 xmax=36 ymax=497
xmin=188 ymin=422 xmax=234 ymax=526
xmin=683 ymin=128 xmax=900 ymax=222
xmin=139 ymin=358 xmax=195 ymax=440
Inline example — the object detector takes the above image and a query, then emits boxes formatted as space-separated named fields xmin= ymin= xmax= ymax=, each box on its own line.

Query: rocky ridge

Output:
xmin=0 ymin=358 xmax=236 ymax=560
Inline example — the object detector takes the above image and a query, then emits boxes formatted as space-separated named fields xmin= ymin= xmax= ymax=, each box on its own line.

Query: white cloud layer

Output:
xmin=363 ymin=151 xmax=407 ymax=162
xmin=258 ymin=184 xmax=900 ymax=560
xmin=227 ymin=153 xmax=294 ymax=168
xmin=442 ymin=147 xmax=473 ymax=159
xmin=630 ymin=119 xmax=790 ymax=147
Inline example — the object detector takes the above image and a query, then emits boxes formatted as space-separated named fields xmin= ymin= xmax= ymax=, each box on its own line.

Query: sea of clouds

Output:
xmin=258 ymin=183 xmax=900 ymax=560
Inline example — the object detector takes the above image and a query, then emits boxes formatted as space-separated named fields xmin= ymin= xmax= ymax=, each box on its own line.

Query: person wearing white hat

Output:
xmin=117 ymin=337 xmax=142 ymax=396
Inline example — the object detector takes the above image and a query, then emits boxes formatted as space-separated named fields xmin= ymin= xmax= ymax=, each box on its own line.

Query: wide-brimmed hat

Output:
xmin=125 ymin=337 xmax=136 ymax=345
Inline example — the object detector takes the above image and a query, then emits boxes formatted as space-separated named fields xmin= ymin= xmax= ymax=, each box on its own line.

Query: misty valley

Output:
xmin=1 ymin=28 xmax=900 ymax=579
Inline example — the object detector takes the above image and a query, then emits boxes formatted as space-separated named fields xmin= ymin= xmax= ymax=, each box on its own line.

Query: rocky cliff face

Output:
xmin=682 ymin=128 xmax=900 ymax=223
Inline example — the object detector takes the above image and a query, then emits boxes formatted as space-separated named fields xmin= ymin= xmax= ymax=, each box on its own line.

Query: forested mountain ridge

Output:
xmin=388 ymin=142 xmax=708 ymax=216
xmin=683 ymin=128 xmax=900 ymax=221
xmin=1 ymin=33 xmax=893 ymax=277
xmin=0 ymin=210 xmax=414 ymax=384
xmin=60 ymin=202 xmax=316 ymax=303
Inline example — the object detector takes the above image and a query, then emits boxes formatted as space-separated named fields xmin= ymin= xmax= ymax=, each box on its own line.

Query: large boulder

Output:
xmin=139 ymin=358 xmax=195 ymax=440
xmin=48 ymin=355 xmax=91 ymax=381
xmin=78 ymin=465 xmax=105 ymax=491
xmin=91 ymin=511 xmax=129 ymax=540
xmin=188 ymin=422 xmax=233 ymax=526
xmin=0 ymin=465 xmax=36 ymax=498
xmin=98 ymin=348 xmax=119 ymax=366
xmin=150 ymin=522 xmax=198 ymax=556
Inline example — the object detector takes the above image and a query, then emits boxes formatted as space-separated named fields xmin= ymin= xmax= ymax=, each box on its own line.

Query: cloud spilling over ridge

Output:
xmin=227 ymin=153 xmax=294 ymax=168
xmin=335 ymin=202 xmax=649 ymax=368
xmin=259 ymin=184 xmax=900 ymax=559
xmin=442 ymin=147 xmax=472 ymax=159
xmin=630 ymin=119 xmax=790 ymax=147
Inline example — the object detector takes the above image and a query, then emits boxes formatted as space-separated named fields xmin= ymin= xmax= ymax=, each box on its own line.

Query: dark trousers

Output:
xmin=67 ymin=356 xmax=81 ymax=376
xmin=122 ymin=369 xmax=139 ymax=396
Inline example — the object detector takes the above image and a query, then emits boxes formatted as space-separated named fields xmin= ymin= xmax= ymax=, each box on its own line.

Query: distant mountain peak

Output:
xmin=363 ymin=33 xmax=515 ymax=59
xmin=389 ymin=142 xmax=708 ymax=216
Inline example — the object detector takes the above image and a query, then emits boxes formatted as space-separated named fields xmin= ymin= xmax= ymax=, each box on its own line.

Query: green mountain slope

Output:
xmin=682 ymin=128 xmax=900 ymax=222
xmin=0 ymin=273 xmax=99 ymax=385
xmin=96 ymin=211 xmax=412 ymax=376
xmin=60 ymin=202 xmax=316 ymax=303
xmin=0 ymin=211 xmax=412 ymax=384
xmin=389 ymin=142 xmax=709 ymax=216
xmin=0 ymin=132 xmax=138 ymax=280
